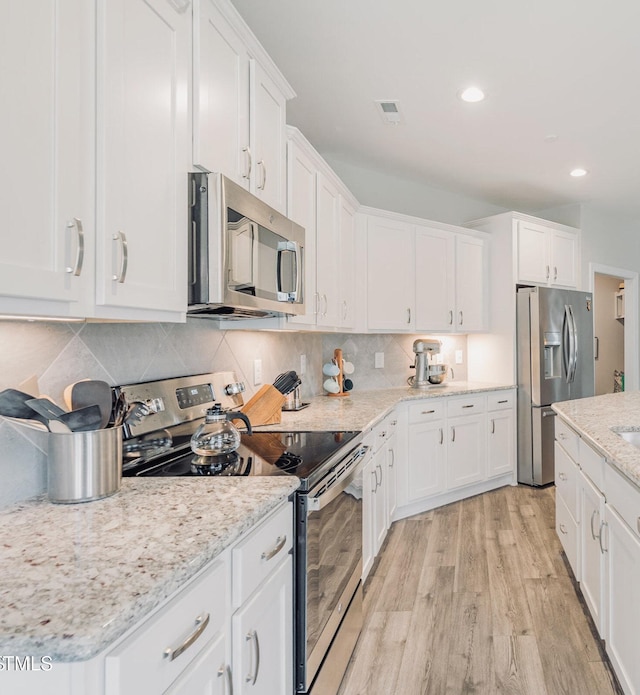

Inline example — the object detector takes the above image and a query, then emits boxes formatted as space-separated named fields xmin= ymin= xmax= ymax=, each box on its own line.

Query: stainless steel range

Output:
xmin=118 ymin=373 xmax=367 ymax=694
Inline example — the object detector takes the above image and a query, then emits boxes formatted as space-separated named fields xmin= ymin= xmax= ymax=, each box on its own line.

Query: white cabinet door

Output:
xmin=0 ymin=0 xmax=91 ymax=309
xmin=232 ymin=556 xmax=292 ymax=695
xmin=287 ymin=139 xmax=317 ymax=325
xmin=455 ymin=235 xmax=486 ymax=331
xmin=192 ymin=0 xmax=250 ymax=184
xmin=165 ymin=634 xmax=230 ymax=695
xmin=362 ymin=449 xmax=376 ymax=581
xmin=386 ymin=432 xmax=398 ymax=524
xmin=339 ymin=199 xmax=357 ymax=329
xmin=315 ymin=173 xmax=341 ymax=327
xmin=447 ymin=414 xmax=485 ymax=490
xmin=487 ymin=409 xmax=514 ymax=478
xmin=579 ymin=471 xmax=606 ymax=637
xmin=415 ymin=228 xmax=455 ymax=331
xmin=371 ymin=447 xmax=388 ymax=556
xmin=367 ymin=217 xmax=414 ymax=330
xmin=96 ymin=0 xmax=189 ymax=315
xmin=606 ymin=506 xmax=640 ymax=695
xmin=407 ymin=419 xmax=446 ymax=501
xmin=250 ymin=61 xmax=287 ymax=213
xmin=550 ymin=229 xmax=578 ymax=288
xmin=516 ymin=221 xmax=549 ymax=285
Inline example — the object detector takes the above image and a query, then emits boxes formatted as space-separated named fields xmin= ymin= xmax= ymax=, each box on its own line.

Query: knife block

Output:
xmin=238 ymin=385 xmax=285 ymax=426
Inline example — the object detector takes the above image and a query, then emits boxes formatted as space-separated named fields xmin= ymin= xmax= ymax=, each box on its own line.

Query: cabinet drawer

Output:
xmin=446 ymin=395 xmax=485 ymax=418
xmin=556 ymin=492 xmax=579 ymax=577
xmin=105 ymin=558 xmax=228 ymax=695
xmin=232 ymin=502 xmax=292 ymax=607
xmin=487 ymin=391 xmax=514 ymax=411
xmin=555 ymin=441 xmax=579 ymax=521
xmin=606 ymin=466 xmax=640 ymax=540
xmin=579 ymin=439 xmax=605 ymax=492
xmin=407 ymin=400 xmax=444 ymax=424
xmin=555 ymin=417 xmax=579 ymax=461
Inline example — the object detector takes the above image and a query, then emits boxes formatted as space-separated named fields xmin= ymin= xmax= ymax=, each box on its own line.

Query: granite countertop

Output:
xmin=0 ymin=477 xmax=298 ymax=662
xmin=264 ymin=382 xmax=514 ymax=434
xmin=552 ymin=391 xmax=640 ymax=488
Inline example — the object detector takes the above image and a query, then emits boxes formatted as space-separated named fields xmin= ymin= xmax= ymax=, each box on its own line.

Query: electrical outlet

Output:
xmin=253 ymin=359 xmax=263 ymax=385
xmin=455 ymin=350 xmax=463 ymax=364
xmin=374 ymin=352 xmax=384 ymax=369
xmin=300 ymin=354 xmax=307 ymax=375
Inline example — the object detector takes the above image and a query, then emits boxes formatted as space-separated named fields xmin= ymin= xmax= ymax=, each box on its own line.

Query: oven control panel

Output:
xmin=176 ymin=383 xmax=214 ymax=409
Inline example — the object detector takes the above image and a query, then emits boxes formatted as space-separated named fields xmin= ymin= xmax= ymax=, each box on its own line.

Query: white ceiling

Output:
xmin=232 ymin=0 xmax=640 ymax=218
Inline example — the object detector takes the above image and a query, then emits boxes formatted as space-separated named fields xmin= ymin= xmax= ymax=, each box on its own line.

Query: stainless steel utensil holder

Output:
xmin=47 ymin=427 xmax=123 ymax=504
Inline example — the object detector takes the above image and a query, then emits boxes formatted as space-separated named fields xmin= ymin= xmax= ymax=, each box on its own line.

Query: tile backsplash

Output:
xmin=0 ymin=319 xmax=467 ymax=508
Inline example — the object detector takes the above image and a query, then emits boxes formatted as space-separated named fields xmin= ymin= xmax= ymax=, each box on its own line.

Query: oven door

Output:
xmin=296 ymin=451 xmax=365 ymax=693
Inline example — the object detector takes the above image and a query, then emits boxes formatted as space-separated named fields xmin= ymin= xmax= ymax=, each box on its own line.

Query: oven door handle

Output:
xmin=306 ymin=446 xmax=369 ymax=513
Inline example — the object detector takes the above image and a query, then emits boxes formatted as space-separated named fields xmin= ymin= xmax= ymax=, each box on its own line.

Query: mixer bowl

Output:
xmin=428 ymin=364 xmax=447 ymax=384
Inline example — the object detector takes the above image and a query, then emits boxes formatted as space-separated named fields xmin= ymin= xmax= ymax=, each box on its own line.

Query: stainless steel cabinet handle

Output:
xmin=217 ymin=664 xmax=233 ymax=695
xmin=242 ymin=146 xmax=252 ymax=180
xmin=451 ymin=426 xmax=455 ymax=442
xmin=554 ymin=266 xmax=558 ymax=281
xmin=371 ymin=470 xmax=377 ymax=493
xmin=546 ymin=265 xmax=550 ymax=280
xmin=163 ymin=613 xmax=210 ymax=661
xmin=342 ymin=299 xmax=348 ymax=320
xmin=599 ymin=521 xmax=608 ymax=554
xmin=112 ymin=231 xmax=128 ymax=283
xmin=245 ymin=630 xmax=260 ymax=685
xmin=261 ymin=535 xmax=286 ymax=562
xmin=491 ymin=419 xmax=495 ymax=434
xmin=257 ymin=160 xmax=267 ymax=190
xmin=407 ymin=307 xmax=411 ymax=324
xmin=422 ymin=409 xmax=435 ymax=415
xmin=439 ymin=428 xmax=443 ymax=445
xmin=376 ymin=463 xmax=382 ymax=487
xmin=322 ymin=294 xmax=328 ymax=317
xmin=498 ymin=399 xmax=508 ymax=404
xmin=65 ymin=218 xmax=84 ymax=276
xmin=448 ymin=310 xmax=453 ymax=325
xmin=389 ymin=449 xmax=395 ymax=467
xmin=462 ymin=404 xmax=474 ymax=409
xmin=559 ymin=523 xmax=567 ymax=535
xmin=590 ymin=509 xmax=599 ymax=541
xmin=459 ymin=310 xmax=463 ymax=325
xmin=314 ymin=292 xmax=320 ymax=317
xmin=637 ymin=517 xmax=640 ymax=535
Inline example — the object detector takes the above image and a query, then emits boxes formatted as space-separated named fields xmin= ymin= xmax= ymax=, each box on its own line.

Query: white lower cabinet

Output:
xmin=165 ymin=633 xmax=229 ymax=695
xmin=396 ymin=390 xmax=515 ymax=519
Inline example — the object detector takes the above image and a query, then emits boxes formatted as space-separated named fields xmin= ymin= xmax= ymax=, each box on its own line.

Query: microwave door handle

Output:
xmin=276 ymin=240 xmax=300 ymax=302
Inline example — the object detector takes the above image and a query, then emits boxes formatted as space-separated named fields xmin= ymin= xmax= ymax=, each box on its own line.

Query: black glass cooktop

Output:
xmin=123 ymin=430 xmax=361 ymax=489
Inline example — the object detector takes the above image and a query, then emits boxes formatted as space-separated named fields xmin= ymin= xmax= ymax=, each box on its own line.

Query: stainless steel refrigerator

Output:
xmin=516 ymin=286 xmax=595 ymax=485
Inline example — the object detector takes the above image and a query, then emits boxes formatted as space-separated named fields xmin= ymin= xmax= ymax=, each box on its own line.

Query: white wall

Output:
xmin=324 ymin=155 xmax=507 ymax=226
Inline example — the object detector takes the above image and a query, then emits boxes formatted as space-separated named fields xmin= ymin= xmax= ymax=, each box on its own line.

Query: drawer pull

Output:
xmin=439 ymin=428 xmax=443 ymax=445
xmin=637 ymin=518 xmax=640 ymax=535
xmin=246 ymin=629 xmax=260 ymax=685
xmin=163 ymin=613 xmax=210 ymax=662
xmin=491 ymin=419 xmax=495 ymax=434
xmin=451 ymin=427 xmax=456 ymax=442
xmin=590 ymin=509 xmax=599 ymax=541
xmin=422 ymin=409 xmax=436 ymax=415
xmin=559 ymin=523 xmax=567 ymax=535
xmin=261 ymin=535 xmax=287 ymax=562
xmin=462 ymin=404 xmax=474 ymax=409
xmin=599 ymin=521 xmax=608 ymax=554
xmin=558 ymin=472 xmax=567 ymax=481
xmin=498 ymin=399 xmax=508 ymax=404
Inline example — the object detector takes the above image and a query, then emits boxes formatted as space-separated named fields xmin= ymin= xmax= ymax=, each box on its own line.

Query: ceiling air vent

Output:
xmin=375 ymin=100 xmax=402 ymax=125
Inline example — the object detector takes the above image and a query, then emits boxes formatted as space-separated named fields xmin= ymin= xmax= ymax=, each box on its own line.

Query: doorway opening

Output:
xmin=590 ymin=263 xmax=639 ymax=393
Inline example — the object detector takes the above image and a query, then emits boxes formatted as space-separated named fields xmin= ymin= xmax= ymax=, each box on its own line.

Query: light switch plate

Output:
xmin=374 ymin=352 xmax=384 ymax=369
xmin=455 ymin=350 xmax=463 ymax=364
xmin=254 ymin=359 xmax=263 ymax=385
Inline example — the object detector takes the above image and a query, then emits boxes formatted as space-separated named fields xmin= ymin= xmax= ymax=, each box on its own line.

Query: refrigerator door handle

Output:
xmin=568 ymin=304 xmax=578 ymax=383
xmin=562 ymin=305 xmax=572 ymax=383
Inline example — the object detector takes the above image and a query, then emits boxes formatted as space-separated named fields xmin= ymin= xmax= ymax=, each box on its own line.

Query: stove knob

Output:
xmin=224 ymin=382 xmax=245 ymax=396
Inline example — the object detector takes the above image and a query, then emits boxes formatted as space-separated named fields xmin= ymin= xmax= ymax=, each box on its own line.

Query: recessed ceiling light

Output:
xmin=459 ymin=86 xmax=485 ymax=103
xmin=570 ymin=168 xmax=588 ymax=177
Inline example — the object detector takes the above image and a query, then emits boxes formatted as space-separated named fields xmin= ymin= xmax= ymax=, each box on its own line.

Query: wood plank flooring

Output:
xmin=338 ymin=485 xmax=622 ymax=695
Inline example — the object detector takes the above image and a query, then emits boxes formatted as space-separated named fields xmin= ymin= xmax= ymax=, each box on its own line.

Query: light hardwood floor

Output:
xmin=338 ymin=485 xmax=622 ymax=695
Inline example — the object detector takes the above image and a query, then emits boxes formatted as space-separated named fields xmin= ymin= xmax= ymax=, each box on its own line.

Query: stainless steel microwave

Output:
xmin=188 ymin=173 xmax=305 ymax=319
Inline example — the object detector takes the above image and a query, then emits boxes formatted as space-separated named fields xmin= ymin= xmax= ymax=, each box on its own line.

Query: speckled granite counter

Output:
xmin=552 ymin=391 xmax=640 ymax=488
xmin=0 ymin=477 xmax=298 ymax=662
xmin=264 ymin=382 xmax=514 ymax=434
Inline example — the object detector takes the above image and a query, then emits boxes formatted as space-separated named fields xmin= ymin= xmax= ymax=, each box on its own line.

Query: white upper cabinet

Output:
xmin=285 ymin=127 xmax=359 ymax=330
xmin=455 ymin=234 xmax=487 ymax=331
xmin=516 ymin=219 xmax=579 ymax=288
xmin=366 ymin=215 xmax=415 ymax=331
xmin=415 ymin=228 xmax=455 ymax=331
xmin=95 ymin=0 xmax=190 ymax=317
xmin=192 ymin=0 xmax=250 ymax=187
xmin=0 ymin=0 xmax=92 ymax=315
xmin=192 ymin=0 xmax=293 ymax=214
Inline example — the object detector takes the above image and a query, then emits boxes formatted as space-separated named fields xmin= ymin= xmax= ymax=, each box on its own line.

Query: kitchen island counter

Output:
xmin=552 ymin=390 xmax=640 ymax=489
xmin=266 ymin=381 xmax=514 ymax=433
xmin=0 ymin=476 xmax=298 ymax=662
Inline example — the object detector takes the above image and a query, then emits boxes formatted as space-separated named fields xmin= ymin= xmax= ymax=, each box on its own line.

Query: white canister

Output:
xmin=47 ymin=427 xmax=123 ymax=503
